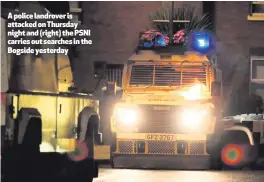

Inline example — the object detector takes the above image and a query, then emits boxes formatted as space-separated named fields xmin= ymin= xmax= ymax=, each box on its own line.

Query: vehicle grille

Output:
xmin=115 ymin=140 xmax=206 ymax=155
xmin=129 ymin=63 xmax=207 ymax=87
xmin=147 ymin=141 xmax=175 ymax=154
xmin=189 ymin=141 xmax=205 ymax=155
xmin=118 ymin=141 xmax=134 ymax=154
xmin=137 ymin=104 xmax=182 ymax=133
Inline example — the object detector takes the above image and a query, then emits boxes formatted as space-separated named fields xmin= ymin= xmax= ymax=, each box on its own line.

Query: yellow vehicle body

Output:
xmin=6 ymin=93 xmax=99 ymax=153
xmin=1 ymin=6 xmax=106 ymax=181
xmin=110 ymin=48 xmax=221 ymax=169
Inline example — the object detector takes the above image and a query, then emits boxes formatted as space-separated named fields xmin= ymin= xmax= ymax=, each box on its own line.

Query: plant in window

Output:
xmin=140 ymin=29 xmax=170 ymax=47
xmin=146 ymin=4 xmax=212 ymax=45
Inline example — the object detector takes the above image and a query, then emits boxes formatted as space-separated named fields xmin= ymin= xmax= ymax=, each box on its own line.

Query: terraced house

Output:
xmin=2 ymin=1 xmax=264 ymax=143
xmin=80 ymin=1 xmax=264 ymax=115
xmin=67 ymin=1 xmax=264 ymax=142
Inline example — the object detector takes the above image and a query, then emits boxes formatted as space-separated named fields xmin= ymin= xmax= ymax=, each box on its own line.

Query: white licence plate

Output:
xmin=145 ymin=134 xmax=176 ymax=141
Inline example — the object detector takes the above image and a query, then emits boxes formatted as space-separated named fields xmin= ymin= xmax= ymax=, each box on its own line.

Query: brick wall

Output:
xmin=74 ymin=1 xmax=202 ymax=91
xmin=77 ymin=1 xmax=264 ymax=140
xmin=215 ymin=2 xmax=264 ymax=114
xmin=79 ymin=1 xmax=202 ymax=144
xmin=81 ymin=1 xmax=161 ymax=65
xmin=215 ymin=1 xmax=264 ymax=78
xmin=73 ymin=2 xmax=161 ymax=90
xmin=80 ymin=1 xmax=202 ymax=64
xmin=75 ymin=1 xmax=264 ymax=115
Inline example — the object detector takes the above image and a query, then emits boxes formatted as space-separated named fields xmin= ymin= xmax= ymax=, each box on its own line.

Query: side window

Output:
xmin=251 ymin=83 xmax=264 ymax=102
xmin=250 ymin=56 xmax=264 ymax=107
xmin=69 ymin=1 xmax=83 ymax=24
xmin=251 ymin=57 xmax=264 ymax=81
xmin=248 ymin=1 xmax=264 ymax=21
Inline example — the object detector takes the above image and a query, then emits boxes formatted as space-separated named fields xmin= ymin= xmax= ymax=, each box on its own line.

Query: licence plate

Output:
xmin=145 ymin=134 xmax=175 ymax=141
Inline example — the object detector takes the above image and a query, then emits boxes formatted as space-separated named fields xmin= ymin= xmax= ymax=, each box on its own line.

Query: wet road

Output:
xmin=94 ymin=168 xmax=264 ymax=182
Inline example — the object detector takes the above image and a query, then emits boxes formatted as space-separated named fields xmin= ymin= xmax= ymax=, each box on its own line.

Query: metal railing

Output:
xmin=105 ymin=65 xmax=123 ymax=87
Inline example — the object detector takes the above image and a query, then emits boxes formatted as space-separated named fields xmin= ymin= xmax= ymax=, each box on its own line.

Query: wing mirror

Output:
xmin=94 ymin=61 xmax=107 ymax=79
xmin=211 ymin=81 xmax=221 ymax=96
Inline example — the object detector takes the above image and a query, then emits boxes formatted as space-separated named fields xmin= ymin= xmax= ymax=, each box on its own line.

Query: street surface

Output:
xmin=95 ymin=167 xmax=264 ymax=182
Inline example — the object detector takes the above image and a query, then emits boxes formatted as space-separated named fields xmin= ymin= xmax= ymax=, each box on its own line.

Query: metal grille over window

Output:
xmin=106 ymin=65 xmax=123 ymax=87
xmin=129 ymin=62 xmax=207 ymax=87
xmin=147 ymin=141 xmax=174 ymax=154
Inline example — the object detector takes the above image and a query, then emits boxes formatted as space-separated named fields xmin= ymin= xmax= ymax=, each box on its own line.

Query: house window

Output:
xmin=251 ymin=56 xmax=264 ymax=82
xmin=203 ymin=1 xmax=215 ymax=32
xmin=248 ymin=1 xmax=264 ymax=21
xmin=69 ymin=1 xmax=82 ymax=24
xmin=251 ymin=83 xmax=264 ymax=99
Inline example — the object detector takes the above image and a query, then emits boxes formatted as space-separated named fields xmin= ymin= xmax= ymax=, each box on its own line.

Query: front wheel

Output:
xmin=220 ymin=131 xmax=258 ymax=170
xmin=66 ymin=158 xmax=95 ymax=182
xmin=67 ymin=127 xmax=98 ymax=182
xmin=110 ymin=133 xmax=117 ymax=169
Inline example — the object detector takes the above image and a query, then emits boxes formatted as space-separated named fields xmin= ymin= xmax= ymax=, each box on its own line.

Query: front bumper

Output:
xmin=113 ymin=133 xmax=208 ymax=155
xmin=112 ymin=133 xmax=213 ymax=169
xmin=112 ymin=154 xmax=211 ymax=169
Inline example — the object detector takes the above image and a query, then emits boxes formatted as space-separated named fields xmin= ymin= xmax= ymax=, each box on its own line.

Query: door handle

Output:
xmin=59 ymin=104 xmax=62 ymax=113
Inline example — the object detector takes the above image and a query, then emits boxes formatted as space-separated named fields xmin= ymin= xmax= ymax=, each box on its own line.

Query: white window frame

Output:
xmin=69 ymin=1 xmax=82 ymax=24
xmin=248 ymin=1 xmax=264 ymax=21
xmin=250 ymin=56 xmax=264 ymax=83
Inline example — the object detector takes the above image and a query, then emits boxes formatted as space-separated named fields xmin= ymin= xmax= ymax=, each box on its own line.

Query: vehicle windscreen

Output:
xmin=128 ymin=61 xmax=208 ymax=87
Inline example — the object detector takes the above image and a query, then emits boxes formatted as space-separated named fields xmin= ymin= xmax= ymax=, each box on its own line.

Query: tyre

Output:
xmin=207 ymin=134 xmax=222 ymax=170
xmin=67 ymin=158 xmax=94 ymax=182
xmin=18 ymin=117 xmax=42 ymax=182
xmin=67 ymin=122 xmax=97 ymax=182
xmin=110 ymin=133 xmax=116 ymax=169
xmin=209 ymin=152 xmax=222 ymax=170
xmin=220 ymin=131 xmax=258 ymax=170
xmin=110 ymin=149 xmax=115 ymax=168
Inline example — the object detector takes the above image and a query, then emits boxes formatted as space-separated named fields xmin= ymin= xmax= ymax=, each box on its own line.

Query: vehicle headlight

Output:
xmin=116 ymin=108 xmax=137 ymax=125
xmin=181 ymin=108 xmax=207 ymax=128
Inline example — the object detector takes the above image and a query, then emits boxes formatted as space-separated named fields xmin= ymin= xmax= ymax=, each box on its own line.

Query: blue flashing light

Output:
xmin=140 ymin=31 xmax=169 ymax=48
xmin=142 ymin=36 xmax=167 ymax=48
xmin=197 ymin=39 xmax=206 ymax=47
xmin=143 ymin=42 xmax=153 ymax=48
xmin=189 ymin=31 xmax=215 ymax=54
xmin=154 ymin=35 xmax=167 ymax=47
